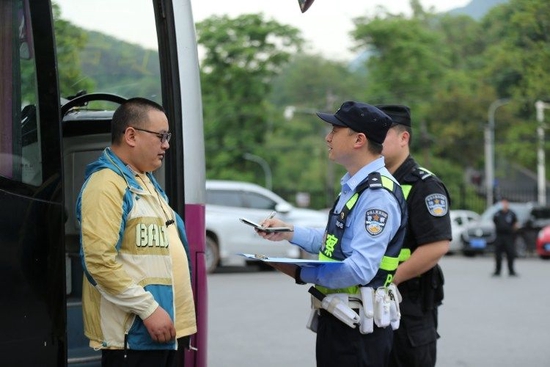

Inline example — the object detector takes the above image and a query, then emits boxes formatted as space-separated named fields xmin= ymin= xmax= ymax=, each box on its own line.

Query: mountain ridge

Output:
xmin=448 ymin=0 xmax=509 ymax=19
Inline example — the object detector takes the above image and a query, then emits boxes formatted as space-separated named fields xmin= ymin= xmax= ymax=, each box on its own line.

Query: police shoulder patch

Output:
xmin=365 ymin=209 xmax=388 ymax=236
xmin=425 ymin=193 xmax=448 ymax=217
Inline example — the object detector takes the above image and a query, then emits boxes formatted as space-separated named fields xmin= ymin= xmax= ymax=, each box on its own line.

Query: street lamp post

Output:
xmin=485 ymin=98 xmax=510 ymax=208
xmin=535 ymin=100 xmax=550 ymax=205
xmin=243 ymin=153 xmax=272 ymax=191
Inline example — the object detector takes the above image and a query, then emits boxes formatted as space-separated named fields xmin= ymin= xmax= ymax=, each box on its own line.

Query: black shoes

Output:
xmin=491 ymin=271 xmax=519 ymax=277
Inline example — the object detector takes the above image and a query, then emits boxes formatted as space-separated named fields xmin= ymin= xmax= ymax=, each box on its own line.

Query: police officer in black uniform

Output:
xmin=377 ymin=105 xmax=451 ymax=367
xmin=492 ymin=198 xmax=518 ymax=276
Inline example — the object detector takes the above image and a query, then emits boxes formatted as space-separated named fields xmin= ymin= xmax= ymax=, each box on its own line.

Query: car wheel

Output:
xmin=205 ymin=236 xmax=220 ymax=273
xmin=540 ymin=255 xmax=550 ymax=260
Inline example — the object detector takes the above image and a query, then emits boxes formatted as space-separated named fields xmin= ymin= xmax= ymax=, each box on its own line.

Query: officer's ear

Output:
xmin=353 ymin=133 xmax=367 ymax=148
xmin=400 ymin=130 xmax=410 ymax=146
xmin=355 ymin=132 xmax=367 ymax=146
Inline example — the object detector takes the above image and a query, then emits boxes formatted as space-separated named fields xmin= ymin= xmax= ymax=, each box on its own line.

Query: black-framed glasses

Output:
xmin=130 ymin=127 xmax=171 ymax=143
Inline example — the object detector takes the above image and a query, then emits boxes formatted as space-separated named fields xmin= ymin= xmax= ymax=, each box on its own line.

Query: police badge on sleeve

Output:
xmin=425 ymin=193 xmax=448 ymax=217
xmin=365 ymin=209 xmax=388 ymax=236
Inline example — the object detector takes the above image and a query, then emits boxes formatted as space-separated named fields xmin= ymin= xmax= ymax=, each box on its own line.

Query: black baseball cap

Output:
xmin=375 ymin=104 xmax=411 ymax=127
xmin=316 ymin=101 xmax=392 ymax=145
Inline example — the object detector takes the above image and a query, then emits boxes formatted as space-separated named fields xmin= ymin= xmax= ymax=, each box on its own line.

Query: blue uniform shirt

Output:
xmin=292 ymin=156 xmax=403 ymax=289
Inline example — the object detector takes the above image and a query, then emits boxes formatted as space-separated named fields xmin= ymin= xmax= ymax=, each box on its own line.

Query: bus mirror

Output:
xmin=19 ymin=0 xmax=34 ymax=60
xmin=298 ymin=0 xmax=315 ymax=13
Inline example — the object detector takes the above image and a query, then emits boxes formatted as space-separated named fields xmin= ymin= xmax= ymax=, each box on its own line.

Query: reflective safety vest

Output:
xmin=316 ymin=172 xmax=407 ymax=295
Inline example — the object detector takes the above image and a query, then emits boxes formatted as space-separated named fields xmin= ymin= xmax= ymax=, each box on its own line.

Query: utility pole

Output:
xmin=485 ymin=98 xmax=510 ymax=208
xmin=535 ymin=100 xmax=550 ymax=205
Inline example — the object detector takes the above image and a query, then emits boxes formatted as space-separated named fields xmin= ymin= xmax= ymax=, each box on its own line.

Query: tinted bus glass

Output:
xmin=0 ymin=0 xmax=42 ymax=186
xmin=54 ymin=0 xmax=161 ymax=104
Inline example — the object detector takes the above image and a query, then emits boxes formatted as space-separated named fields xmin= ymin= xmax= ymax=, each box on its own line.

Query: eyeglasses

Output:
xmin=130 ymin=127 xmax=171 ymax=143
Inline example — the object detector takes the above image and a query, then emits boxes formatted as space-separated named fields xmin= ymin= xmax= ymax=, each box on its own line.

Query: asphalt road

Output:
xmin=207 ymin=255 xmax=550 ymax=367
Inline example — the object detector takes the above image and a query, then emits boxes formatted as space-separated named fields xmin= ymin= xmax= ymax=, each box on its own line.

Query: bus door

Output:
xmin=0 ymin=0 xmax=66 ymax=365
xmin=54 ymin=0 xmax=207 ymax=365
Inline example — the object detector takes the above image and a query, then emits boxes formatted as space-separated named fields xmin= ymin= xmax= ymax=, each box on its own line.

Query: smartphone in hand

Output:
xmin=239 ymin=218 xmax=292 ymax=233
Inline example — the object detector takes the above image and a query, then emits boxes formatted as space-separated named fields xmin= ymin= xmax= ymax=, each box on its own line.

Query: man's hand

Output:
xmin=256 ymin=218 xmax=294 ymax=241
xmin=143 ymin=306 xmax=176 ymax=343
xmin=393 ymin=241 xmax=449 ymax=285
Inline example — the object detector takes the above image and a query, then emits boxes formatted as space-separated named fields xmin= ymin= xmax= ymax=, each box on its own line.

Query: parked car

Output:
xmin=460 ymin=201 xmax=550 ymax=257
xmin=449 ymin=210 xmax=480 ymax=254
xmin=205 ymin=180 xmax=328 ymax=273
xmin=535 ymin=225 xmax=550 ymax=259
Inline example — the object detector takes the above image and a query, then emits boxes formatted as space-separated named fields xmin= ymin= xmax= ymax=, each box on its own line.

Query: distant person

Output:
xmin=376 ymin=104 xmax=450 ymax=367
xmin=258 ymin=101 xmax=408 ymax=367
xmin=77 ymin=98 xmax=197 ymax=367
xmin=492 ymin=198 xmax=518 ymax=276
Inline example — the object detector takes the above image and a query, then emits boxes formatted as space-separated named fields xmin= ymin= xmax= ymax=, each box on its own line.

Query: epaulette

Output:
xmin=404 ymin=166 xmax=435 ymax=183
xmin=357 ymin=172 xmax=383 ymax=192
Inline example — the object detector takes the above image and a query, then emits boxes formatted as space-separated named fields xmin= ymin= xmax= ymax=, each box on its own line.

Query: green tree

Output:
xmin=348 ymin=2 xmax=501 ymax=205
xmin=480 ymin=0 xmax=550 ymax=169
xmin=52 ymin=3 xmax=95 ymax=97
xmin=268 ymin=54 xmax=366 ymax=207
xmin=196 ymin=13 xmax=304 ymax=180
xmin=350 ymin=6 xmax=450 ymax=104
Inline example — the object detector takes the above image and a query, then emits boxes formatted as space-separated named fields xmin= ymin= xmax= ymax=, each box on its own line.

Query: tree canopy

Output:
xmin=52 ymin=0 xmax=550 ymax=210
xmin=196 ymin=13 xmax=304 ymax=181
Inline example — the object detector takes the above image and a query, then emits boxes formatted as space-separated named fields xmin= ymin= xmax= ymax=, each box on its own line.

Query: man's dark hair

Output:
xmin=391 ymin=123 xmax=413 ymax=144
xmin=347 ymin=128 xmax=384 ymax=154
xmin=111 ymin=97 xmax=165 ymax=144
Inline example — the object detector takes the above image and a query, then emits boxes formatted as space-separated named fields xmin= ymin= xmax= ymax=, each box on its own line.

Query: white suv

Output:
xmin=205 ymin=180 xmax=327 ymax=272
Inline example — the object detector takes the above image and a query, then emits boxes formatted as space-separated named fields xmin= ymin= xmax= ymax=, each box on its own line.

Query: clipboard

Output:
xmin=239 ymin=253 xmax=342 ymax=267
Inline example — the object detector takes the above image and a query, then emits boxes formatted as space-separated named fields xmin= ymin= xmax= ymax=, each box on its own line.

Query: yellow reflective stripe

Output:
xmin=398 ymin=248 xmax=411 ymax=262
xmin=318 ymin=252 xmax=332 ymax=261
xmin=346 ymin=193 xmax=359 ymax=210
xmin=402 ymin=184 xmax=412 ymax=199
xmin=379 ymin=255 xmax=399 ymax=271
xmin=316 ymin=284 xmax=360 ymax=295
xmin=381 ymin=175 xmax=395 ymax=191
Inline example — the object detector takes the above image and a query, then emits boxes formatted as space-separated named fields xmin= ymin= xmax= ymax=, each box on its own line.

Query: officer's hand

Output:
xmin=257 ymin=218 xmax=294 ymax=241
xmin=143 ymin=306 xmax=176 ymax=343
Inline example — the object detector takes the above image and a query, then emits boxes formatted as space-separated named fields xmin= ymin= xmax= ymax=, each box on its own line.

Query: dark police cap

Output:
xmin=316 ymin=101 xmax=392 ymax=145
xmin=375 ymin=104 xmax=411 ymax=127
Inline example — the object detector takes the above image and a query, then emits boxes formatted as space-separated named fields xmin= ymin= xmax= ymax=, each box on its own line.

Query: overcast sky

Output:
xmin=57 ymin=0 xmax=471 ymax=62
xmin=190 ymin=0 xmax=471 ymax=61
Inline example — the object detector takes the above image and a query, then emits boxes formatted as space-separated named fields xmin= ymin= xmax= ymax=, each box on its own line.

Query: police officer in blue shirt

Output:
xmin=259 ymin=101 xmax=408 ymax=367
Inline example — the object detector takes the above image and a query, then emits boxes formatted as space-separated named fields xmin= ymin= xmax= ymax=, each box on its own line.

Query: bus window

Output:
xmin=54 ymin=0 xmax=162 ymax=104
xmin=0 ymin=0 xmax=42 ymax=186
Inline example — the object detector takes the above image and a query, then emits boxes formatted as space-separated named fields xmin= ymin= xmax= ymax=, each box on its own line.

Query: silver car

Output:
xmin=205 ymin=180 xmax=328 ymax=273
xmin=449 ymin=210 xmax=480 ymax=254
